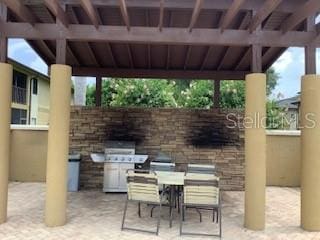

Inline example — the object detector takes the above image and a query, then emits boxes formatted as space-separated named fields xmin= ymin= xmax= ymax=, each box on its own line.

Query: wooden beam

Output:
xmin=2 ymin=0 xmax=36 ymax=25
xmin=214 ymin=80 xmax=221 ymax=108
xmin=73 ymin=67 xmax=249 ymax=80
xmin=2 ymin=23 xmax=319 ymax=47
xmin=189 ymin=0 xmax=203 ymax=32
xmin=56 ymin=39 xmax=67 ymax=64
xmin=118 ymin=0 xmax=130 ymax=31
xmin=158 ymin=0 xmax=164 ymax=31
xmin=281 ymin=0 xmax=320 ymax=34
xmin=44 ymin=0 xmax=69 ymax=28
xmin=80 ymin=0 xmax=100 ymax=29
xmin=251 ymin=44 xmax=262 ymax=73
xmin=249 ymin=0 xmax=282 ymax=33
xmin=220 ymin=0 xmax=246 ymax=32
xmin=305 ymin=45 xmax=316 ymax=74
xmin=95 ymin=75 xmax=102 ymax=106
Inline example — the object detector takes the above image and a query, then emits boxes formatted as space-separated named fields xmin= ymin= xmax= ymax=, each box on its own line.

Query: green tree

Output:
xmin=110 ymin=78 xmax=177 ymax=107
xmin=266 ymin=68 xmax=280 ymax=96
xmin=178 ymin=80 xmax=213 ymax=109
xmin=267 ymin=100 xmax=287 ymax=129
xmin=220 ymin=81 xmax=245 ymax=109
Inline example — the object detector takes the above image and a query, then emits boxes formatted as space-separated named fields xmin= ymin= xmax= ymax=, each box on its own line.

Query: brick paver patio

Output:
xmin=0 ymin=183 xmax=319 ymax=240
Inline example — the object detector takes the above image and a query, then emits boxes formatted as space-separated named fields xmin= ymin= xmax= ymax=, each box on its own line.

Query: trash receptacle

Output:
xmin=68 ymin=154 xmax=81 ymax=192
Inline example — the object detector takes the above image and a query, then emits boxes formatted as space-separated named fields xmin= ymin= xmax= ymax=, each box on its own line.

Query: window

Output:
xmin=32 ymin=78 xmax=38 ymax=95
xmin=11 ymin=108 xmax=27 ymax=124
xmin=12 ymin=70 xmax=27 ymax=104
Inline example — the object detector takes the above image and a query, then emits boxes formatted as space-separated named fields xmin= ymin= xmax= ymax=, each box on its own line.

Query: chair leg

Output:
xmin=156 ymin=202 xmax=162 ymax=235
xmin=121 ymin=199 xmax=129 ymax=230
xmin=179 ymin=201 xmax=183 ymax=235
xmin=138 ymin=202 xmax=141 ymax=218
xmin=195 ymin=208 xmax=202 ymax=222
xmin=150 ymin=205 xmax=156 ymax=217
xmin=219 ymin=207 xmax=222 ymax=238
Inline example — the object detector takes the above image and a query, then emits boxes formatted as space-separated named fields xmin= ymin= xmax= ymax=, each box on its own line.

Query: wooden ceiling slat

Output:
xmin=220 ymin=0 xmax=246 ymax=32
xmin=281 ymin=0 xmax=320 ymax=33
xmin=2 ymin=0 xmax=36 ymax=25
xmin=118 ymin=0 xmax=130 ymax=31
xmin=80 ymin=0 xmax=100 ymax=29
xmin=188 ymin=0 xmax=203 ymax=32
xmin=44 ymin=0 xmax=69 ymax=28
xmin=184 ymin=46 xmax=192 ymax=70
xmin=248 ymin=0 xmax=283 ymax=33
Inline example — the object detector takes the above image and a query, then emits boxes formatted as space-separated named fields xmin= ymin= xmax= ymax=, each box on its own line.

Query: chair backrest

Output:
xmin=150 ymin=162 xmax=175 ymax=172
xmin=187 ymin=164 xmax=216 ymax=174
xmin=183 ymin=173 xmax=220 ymax=206
xmin=126 ymin=169 xmax=160 ymax=203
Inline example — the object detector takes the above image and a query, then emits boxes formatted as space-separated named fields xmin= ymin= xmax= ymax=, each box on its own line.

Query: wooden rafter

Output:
xmin=235 ymin=47 xmax=250 ymax=70
xmin=145 ymin=10 xmax=151 ymax=69
xmin=106 ymin=43 xmax=117 ymax=68
xmin=118 ymin=0 xmax=130 ymax=31
xmin=2 ymin=0 xmax=36 ymax=25
xmin=0 ymin=3 xmax=7 ymax=62
xmin=220 ymin=0 xmax=246 ymax=32
xmin=127 ymin=44 xmax=134 ymax=68
xmin=80 ymin=0 xmax=100 ymax=29
xmin=200 ymin=46 xmax=212 ymax=71
xmin=70 ymin=6 xmax=100 ymax=67
xmin=184 ymin=46 xmax=192 ymax=70
xmin=44 ymin=0 xmax=69 ymax=28
xmin=67 ymin=45 xmax=81 ymax=66
xmin=189 ymin=0 xmax=203 ymax=32
xmin=281 ymin=0 xmax=320 ymax=34
xmin=218 ymin=12 xmax=251 ymax=70
xmin=158 ymin=0 xmax=165 ymax=31
xmin=248 ymin=0 xmax=282 ymax=33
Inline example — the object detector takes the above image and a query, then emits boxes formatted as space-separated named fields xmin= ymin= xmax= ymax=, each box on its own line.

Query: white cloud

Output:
xmin=272 ymin=50 xmax=293 ymax=72
xmin=8 ymin=38 xmax=48 ymax=75
xmin=8 ymin=39 xmax=33 ymax=58
xmin=29 ymin=57 xmax=48 ymax=75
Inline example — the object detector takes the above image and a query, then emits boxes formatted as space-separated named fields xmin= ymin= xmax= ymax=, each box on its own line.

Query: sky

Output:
xmin=7 ymin=38 xmax=320 ymax=99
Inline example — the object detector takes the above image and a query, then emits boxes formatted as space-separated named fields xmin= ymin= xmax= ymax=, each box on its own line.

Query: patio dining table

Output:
xmin=155 ymin=171 xmax=185 ymax=186
xmin=154 ymin=171 xmax=185 ymax=227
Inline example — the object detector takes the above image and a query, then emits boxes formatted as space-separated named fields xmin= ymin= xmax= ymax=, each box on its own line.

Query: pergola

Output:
xmin=0 ymin=0 xmax=320 ymax=233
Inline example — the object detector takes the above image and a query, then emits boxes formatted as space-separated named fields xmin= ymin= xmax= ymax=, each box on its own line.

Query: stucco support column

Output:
xmin=301 ymin=74 xmax=320 ymax=231
xmin=0 ymin=63 xmax=12 ymax=224
xmin=244 ymin=73 xmax=266 ymax=230
xmin=45 ymin=64 xmax=71 ymax=227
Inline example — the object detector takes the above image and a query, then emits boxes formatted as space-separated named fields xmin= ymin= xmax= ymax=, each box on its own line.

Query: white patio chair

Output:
xmin=121 ymin=169 xmax=164 ymax=235
xmin=180 ymin=173 xmax=222 ymax=238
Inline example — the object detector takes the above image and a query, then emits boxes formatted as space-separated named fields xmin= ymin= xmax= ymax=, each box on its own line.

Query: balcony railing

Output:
xmin=12 ymin=86 xmax=27 ymax=104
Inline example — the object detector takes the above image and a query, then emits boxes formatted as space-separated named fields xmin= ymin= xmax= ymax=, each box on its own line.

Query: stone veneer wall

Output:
xmin=70 ymin=107 xmax=245 ymax=191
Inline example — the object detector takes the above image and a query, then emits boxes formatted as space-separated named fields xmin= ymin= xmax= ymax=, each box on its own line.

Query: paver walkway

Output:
xmin=0 ymin=183 xmax=319 ymax=240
